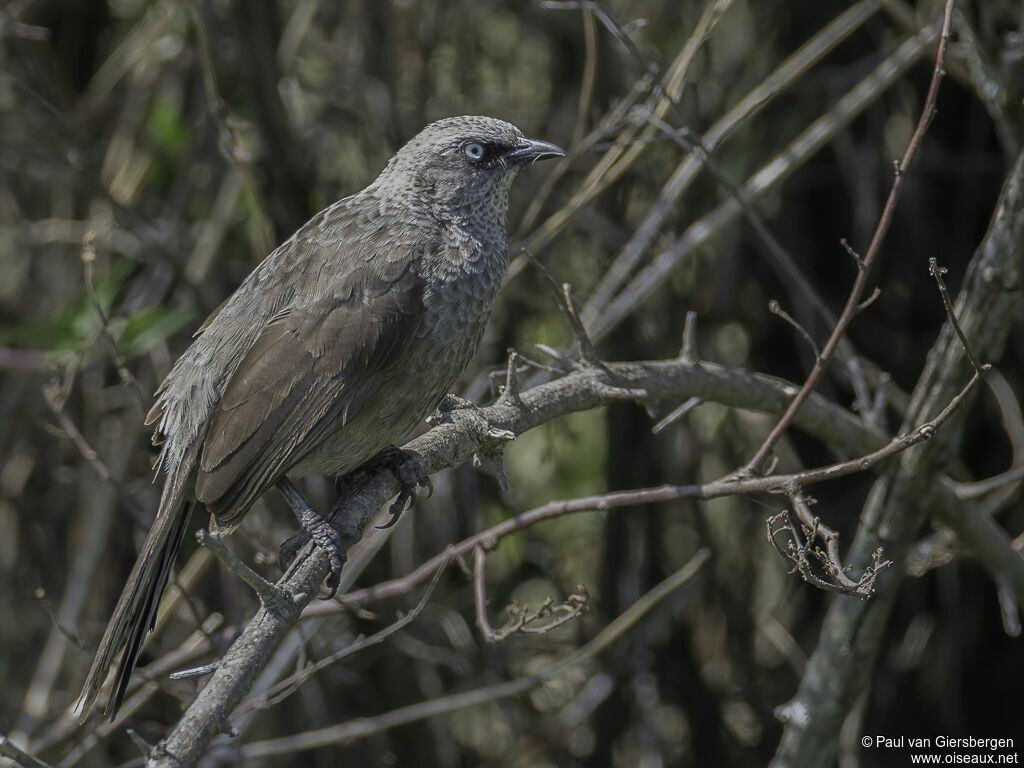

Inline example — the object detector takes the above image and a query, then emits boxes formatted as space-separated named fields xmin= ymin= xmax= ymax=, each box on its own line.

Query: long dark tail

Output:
xmin=73 ymin=463 xmax=195 ymax=721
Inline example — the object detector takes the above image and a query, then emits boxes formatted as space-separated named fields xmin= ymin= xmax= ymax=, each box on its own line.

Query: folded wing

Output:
xmin=196 ymin=259 xmax=425 ymax=526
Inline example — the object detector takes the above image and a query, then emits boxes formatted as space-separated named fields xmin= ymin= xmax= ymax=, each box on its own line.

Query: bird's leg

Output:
xmin=365 ymin=446 xmax=433 ymax=529
xmin=277 ymin=478 xmax=345 ymax=597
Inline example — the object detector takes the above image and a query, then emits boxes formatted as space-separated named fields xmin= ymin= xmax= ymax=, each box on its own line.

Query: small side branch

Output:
xmin=928 ymin=257 xmax=988 ymax=375
xmin=743 ymin=0 xmax=957 ymax=474
xmin=473 ymin=545 xmax=589 ymax=642
xmin=524 ymin=248 xmax=604 ymax=368
xmin=197 ymin=530 xmax=291 ymax=616
xmin=766 ymin=491 xmax=891 ymax=599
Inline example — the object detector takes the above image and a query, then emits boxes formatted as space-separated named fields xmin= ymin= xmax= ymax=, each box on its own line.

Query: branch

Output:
xmin=144 ymin=353 xmax=883 ymax=766
xmin=335 ymin=364 xmax=979 ymax=611
xmin=745 ymin=0 xmax=956 ymax=472
xmin=235 ymin=551 xmax=710 ymax=760
xmin=773 ymin=104 xmax=1024 ymax=768
xmin=0 ymin=736 xmax=54 ymax=768
xmin=590 ymin=21 xmax=937 ymax=344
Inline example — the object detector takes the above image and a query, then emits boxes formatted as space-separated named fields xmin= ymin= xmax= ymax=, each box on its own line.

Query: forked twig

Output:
xmin=743 ymin=0 xmax=956 ymax=474
xmin=766 ymin=491 xmax=891 ymax=598
xmin=233 ymin=554 xmax=450 ymax=716
xmin=473 ymin=545 xmax=588 ymax=641
xmin=928 ymin=257 xmax=988 ymax=375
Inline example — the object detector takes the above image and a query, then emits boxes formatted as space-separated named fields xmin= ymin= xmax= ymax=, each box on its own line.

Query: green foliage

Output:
xmin=1 ymin=260 xmax=131 ymax=350
xmin=145 ymin=96 xmax=188 ymax=156
xmin=114 ymin=303 xmax=194 ymax=358
xmin=1 ymin=259 xmax=192 ymax=360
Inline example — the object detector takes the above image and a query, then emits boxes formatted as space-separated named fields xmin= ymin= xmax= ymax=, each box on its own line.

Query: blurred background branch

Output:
xmin=1 ymin=0 xmax=1022 ymax=766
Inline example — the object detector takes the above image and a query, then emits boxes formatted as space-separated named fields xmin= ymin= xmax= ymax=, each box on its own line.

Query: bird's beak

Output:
xmin=506 ymin=137 xmax=566 ymax=165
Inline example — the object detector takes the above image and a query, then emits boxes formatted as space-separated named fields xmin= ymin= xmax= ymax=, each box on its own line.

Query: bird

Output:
xmin=72 ymin=115 xmax=564 ymax=720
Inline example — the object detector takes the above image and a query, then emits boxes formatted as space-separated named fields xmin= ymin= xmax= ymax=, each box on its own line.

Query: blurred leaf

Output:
xmin=0 ymin=259 xmax=191 ymax=360
xmin=116 ymin=303 xmax=194 ymax=357
xmin=144 ymin=96 xmax=188 ymax=191
xmin=1 ymin=259 xmax=132 ymax=351
xmin=146 ymin=96 xmax=187 ymax=156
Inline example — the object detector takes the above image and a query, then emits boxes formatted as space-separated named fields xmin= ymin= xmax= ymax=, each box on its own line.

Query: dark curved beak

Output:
xmin=506 ymin=137 xmax=566 ymax=165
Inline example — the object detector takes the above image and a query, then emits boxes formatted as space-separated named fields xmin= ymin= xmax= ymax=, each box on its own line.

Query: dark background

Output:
xmin=1 ymin=1 xmax=1022 ymax=766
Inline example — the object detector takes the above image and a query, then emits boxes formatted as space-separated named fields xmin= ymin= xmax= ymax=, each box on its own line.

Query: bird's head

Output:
xmin=372 ymin=115 xmax=564 ymax=225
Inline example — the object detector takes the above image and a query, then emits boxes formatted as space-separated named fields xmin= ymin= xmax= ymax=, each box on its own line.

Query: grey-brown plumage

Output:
xmin=73 ymin=116 xmax=563 ymax=720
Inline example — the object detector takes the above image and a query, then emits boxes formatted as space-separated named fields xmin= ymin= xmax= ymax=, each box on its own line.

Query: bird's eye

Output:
xmin=463 ymin=143 xmax=485 ymax=161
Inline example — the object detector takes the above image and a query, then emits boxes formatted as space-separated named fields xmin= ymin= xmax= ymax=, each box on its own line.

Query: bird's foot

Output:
xmin=277 ymin=478 xmax=345 ymax=598
xmin=430 ymin=393 xmax=515 ymax=441
xmin=368 ymin=446 xmax=433 ymax=529
xmin=427 ymin=393 xmax=476 ymax=425
xmin=438 ymin=393 xmax=474 ymax=412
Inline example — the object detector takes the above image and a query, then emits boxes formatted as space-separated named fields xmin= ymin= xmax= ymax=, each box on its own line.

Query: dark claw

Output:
xmin=375 ymin=481 xmax=414 ymax=530
xmin=376 ymin=496 xmax=408 ymax=530
xmin=369 ymin=446 xmax=432 ymax=529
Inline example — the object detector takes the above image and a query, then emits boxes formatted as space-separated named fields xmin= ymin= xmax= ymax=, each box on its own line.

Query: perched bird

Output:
xmin=73 ymin=115 xmax=564 ymax=720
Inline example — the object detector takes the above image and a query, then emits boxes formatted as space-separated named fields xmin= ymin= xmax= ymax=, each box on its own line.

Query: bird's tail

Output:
xmin=72 ymin=455 xmax=196 ymax=722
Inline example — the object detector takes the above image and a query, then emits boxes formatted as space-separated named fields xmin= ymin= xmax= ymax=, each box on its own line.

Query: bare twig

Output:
xmin=652 ymin=397 xmax=702 ymax=434
xmin=196 ymin=530 xmax=290 ymax=614
xmin=80 ymin=231 xmax=145 ymax=407
xmin=236 ymin=551 xmax=710 ymax=759
xmin=951 ymin=371 xmax=1024 ymax=500
xmin=493 ymin=348 xmax=524 ymax=407
xmin=928 ymin=257 xmax=988 ymax=375
xmin=768 ymin=300 xmax=821 ymax=359
xmin=744 ymin=1 xmax=956 ymax=474
xmin=232 ymin=554 xmax=449 ymax=716
xmin=767 ymin=492 xmax=891 ymax=598
xmin=524 ymin=249 xmax=603 ymax=368
xmin=473 ymin=545 xmax=588 ymax=641
xmin=953 ymin=466 xmax=1024 ymax=500
xmin=473 ymin=544 xmax=523 ymax=641
xmin=592 ymin=25 xmax=937 ymax=344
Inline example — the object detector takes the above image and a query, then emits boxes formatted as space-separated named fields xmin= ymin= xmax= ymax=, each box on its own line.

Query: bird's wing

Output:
xmin=195 ymin=256 xmax=425 ymax=526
